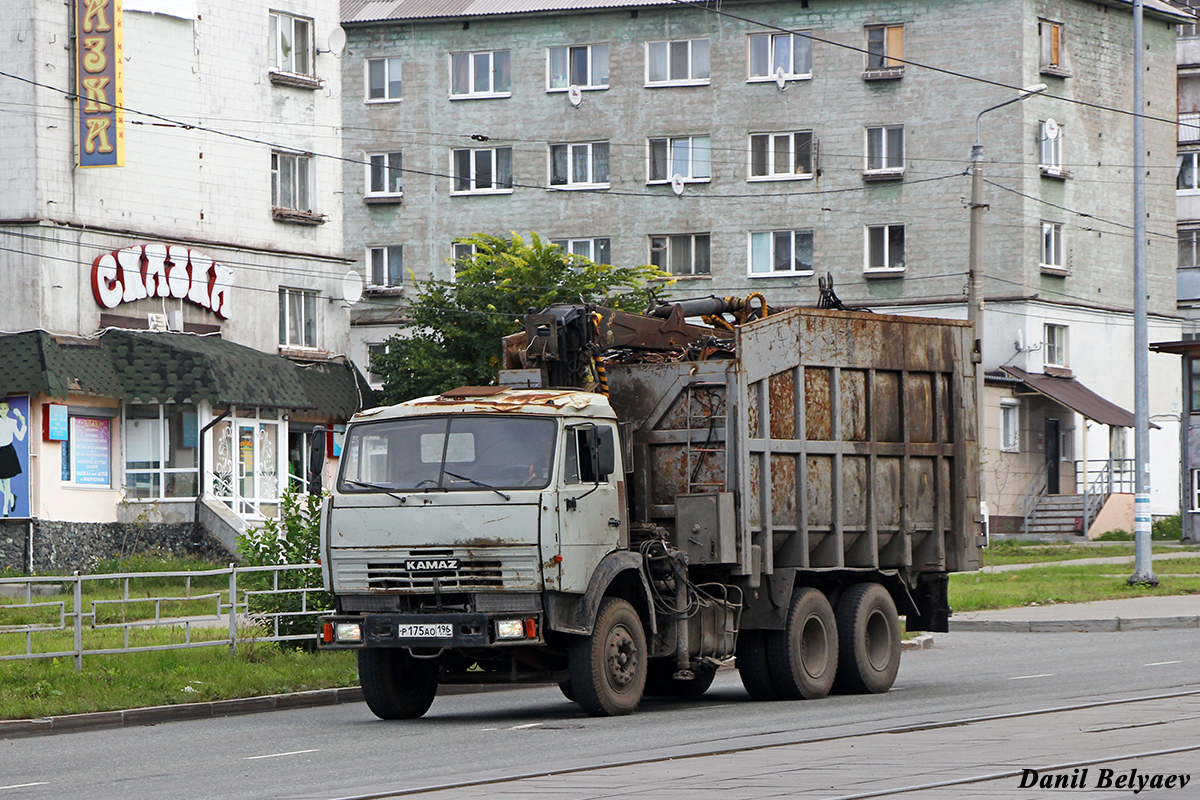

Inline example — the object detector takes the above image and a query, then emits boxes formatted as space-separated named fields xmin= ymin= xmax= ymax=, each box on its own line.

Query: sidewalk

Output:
xmin=950 ymin=593 xmax=1200 ymax=632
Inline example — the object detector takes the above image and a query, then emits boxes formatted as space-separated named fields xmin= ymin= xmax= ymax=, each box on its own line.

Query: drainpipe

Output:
xmin=192 ymin=409 xmax=231 ymax=545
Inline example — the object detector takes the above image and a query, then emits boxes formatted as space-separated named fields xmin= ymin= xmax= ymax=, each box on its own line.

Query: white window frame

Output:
xmin=1044 ymin=323 xmax=1068 ymax=368
xmin=367 ymin=245 xmax=403 ymax=288
xmin=450 ymin=50 xmax=511 ymax=99
xmin=366 ymin=343 xmax=389 ymax=387
xmin=451 ymin=147 xmax=514 ymax=195
xmin=451 ymin=241 xmax=477 ymax=281
xmin=648 ymin=135 xmax=712 ymax=183
xmin=747 ymin=32 xmax=812 ymax=82
xmin=279 ymin=287 xmax=318 ymax=349
xmin=271 ymin=151 xmax=312 ymax=212
xmin=1041 ymin=221 xmax=1065 ymax=272
xmin=366 ymin=57 xmax=402 ymax=102
xmin=1000 ymin=399 xmax=1020 ymax=452
xmin=269 ymin=11 xmax=314 ymax=77
xmin=551 ymin=237 xmax=612 ymax=264
xmin=1039 ymin=19 xmax=1064 ymax=73
xmin=549 ymin=142 xmax=610 ymax=189
xmin=123 ymin=404 xmax=200 ymax=501
xmin=1181 ymin=228 xmax=1200 ymax=269
xmin=547 ymin=44 xmax=610 ymax=91
xmin=366 ymin=151 xmax=403 ymax=198
xmin=650 ymin=233 xmax=711 ymax=277
xmin=865 ymin=125 xmax=904 ymax=175
xmin=1039 ymin=121 xmax=1063 ymax=175
xmin=865 ymin=23 xmax=904 ymax=73
xmin=1191 ymin=469 xmax=1200 ymax=512
xmin=1181 ymin=113 xmax=1200 ymax=144
xmin=865 ymin=224 xmax=905 ymax=274
xmin=749 ymin=131 xmax=814 ymax=181
xmin=645 ymin=39 xmax=711 ymax=86
xmin=749 ymin=229 xmax=814 ymax=277
xmin=1179 ymin=152 xmax=1200 ymax=193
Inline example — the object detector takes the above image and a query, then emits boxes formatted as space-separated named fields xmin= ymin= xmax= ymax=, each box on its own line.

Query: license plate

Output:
xmin=397 ymin=623 xmax=453 ymax=639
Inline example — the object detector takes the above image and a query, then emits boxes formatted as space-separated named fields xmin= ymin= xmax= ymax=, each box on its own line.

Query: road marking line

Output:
xmin=1009 ymin=673 xmax=1055 ymax=680
xmin=245 ymin=749 xmax=319 ymax=760
xmin=507 ymin=722 xmax=544 ymax=730
xmin=1144 ymin=660 xmax=1182 ymax=667
xmin=1 ymin=784 xmax=49 ymax=791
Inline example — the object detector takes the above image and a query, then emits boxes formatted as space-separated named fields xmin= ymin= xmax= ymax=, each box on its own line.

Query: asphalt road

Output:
xmin=3 ymin=629 xmax=1199 ymax=800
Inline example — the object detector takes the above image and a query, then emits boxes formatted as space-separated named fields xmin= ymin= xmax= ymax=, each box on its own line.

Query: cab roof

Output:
xmin=351 ymin=386 xmax=616 ymax=422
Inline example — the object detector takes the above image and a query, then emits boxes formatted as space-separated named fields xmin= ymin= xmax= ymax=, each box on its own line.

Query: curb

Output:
xmin=949 ymin=616 xmax=1200 ymax=633
xmin=901 ymin=633 xmax=934 ymax=650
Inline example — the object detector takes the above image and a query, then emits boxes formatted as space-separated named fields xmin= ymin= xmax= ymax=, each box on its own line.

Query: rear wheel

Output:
xmin=735 ymin=629 xmax=778 ymax=701
xmin=358 ymin=649 xmax=439 ymax=720
xmin=765 ymin=587 xmax=838 ymax=700
xmin=644 ymin=659 xmax=718 ymax=698
xmin=833 ymin=583 xmax=901 ymax=694
xmin=568 ymin=597 xmax=647 ymax=716
xmin=558 ymin=680 xmax=575 ymax=702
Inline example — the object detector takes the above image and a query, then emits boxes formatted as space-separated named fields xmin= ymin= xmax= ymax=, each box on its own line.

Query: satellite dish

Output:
xmin=341 ymin=270 xmax=363 ymax=305
xmin=326 ymin=26 xmax=347 ymax=56
xmin=670 ymin=173 xmax=685 ymax=196
xmin=774 ymin=66 xmax=787 ymax=91
xmin=1044 ymin=118 xmax=1059 ymax=140
xmin=567 ymin=85 xmax=583 ymax=107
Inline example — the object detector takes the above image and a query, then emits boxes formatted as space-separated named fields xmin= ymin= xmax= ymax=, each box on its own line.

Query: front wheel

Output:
xmin=358 ymin=649 xmax=439 ymax=720
xmin=568 ymin=597 xmax=647 ymax=716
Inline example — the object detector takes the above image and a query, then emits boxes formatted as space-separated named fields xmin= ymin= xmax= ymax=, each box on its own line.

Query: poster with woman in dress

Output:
xmin=0 ymin=395 xmax=30 ymax=519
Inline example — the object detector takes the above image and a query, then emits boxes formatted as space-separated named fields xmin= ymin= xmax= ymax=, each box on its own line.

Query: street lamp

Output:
xmin=967 ymin=82 xmax=1047 ymax=537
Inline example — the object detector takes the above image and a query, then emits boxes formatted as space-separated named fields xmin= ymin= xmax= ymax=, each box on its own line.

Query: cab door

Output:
xmin=556 ymin=422 xmax=623 ymax=594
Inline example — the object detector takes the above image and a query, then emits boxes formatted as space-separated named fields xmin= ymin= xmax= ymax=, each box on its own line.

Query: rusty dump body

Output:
xmin=507 ymin=304 xmax=981 ymax=629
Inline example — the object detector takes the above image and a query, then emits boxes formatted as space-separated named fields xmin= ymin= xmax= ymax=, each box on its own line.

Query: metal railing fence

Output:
xmin=0 ymin=563 xmax=328 ymax=672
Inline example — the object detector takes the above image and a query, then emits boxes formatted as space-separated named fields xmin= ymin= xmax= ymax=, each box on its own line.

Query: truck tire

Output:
xmin=558 ymin=680 xmax=575 ymax=702
xmin=644 ymin=659 xmax=718 ymax=698
xmin=358 ymin=649 xmax=439 ymax=720
xmin=833 ymin=582 xmax=901 ymax=694
xmin=765 ymin=587 xmax=838 ymax=700
xmin=735 ymin=630 xmax=778 ymax=701
xmin=568 ymin=597 xmax=647 ymax=716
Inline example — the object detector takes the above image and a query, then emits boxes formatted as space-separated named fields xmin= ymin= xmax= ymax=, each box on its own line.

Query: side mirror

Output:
xmin=595 ymin=426 xmax=615 ymax=479
xmin=308 ymin=426 xmax=326 ymax=495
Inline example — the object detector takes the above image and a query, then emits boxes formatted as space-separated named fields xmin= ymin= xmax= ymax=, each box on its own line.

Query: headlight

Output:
xmin=495 ymin=619 xmax=525 ymax=640
xmin=335 ymin=622 xmax=363 ymax=642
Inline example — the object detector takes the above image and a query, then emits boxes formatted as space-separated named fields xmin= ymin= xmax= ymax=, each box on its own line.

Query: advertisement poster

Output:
xmin=72 ymin=417 xmax=112 ymax=487
xmin=0 ymin=395 xmax=31 ymax=519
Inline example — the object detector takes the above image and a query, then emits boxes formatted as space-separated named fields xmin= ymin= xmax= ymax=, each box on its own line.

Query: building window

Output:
xmin=1041 ymin=221 xmax=1064 ymax=272
xmin=1180 ymin=0 xmax=1200 ymax=38
xmin=552 ymin=237 xmax=612 ymax=264
xmin=1038 ymin=120 xmax=1063 ymax=175
xmin=646 ymin=39 xmax=710 ymax=85
xmin=1183 ymin=231 xmax=1200 ymax=301
xmin=550 ymin=142 xmax=610 ymax=188
xmin=367 ymin=245 xmax=403 ymax=288
xmin=865 ymin=224 xmax=905 ymax=273
xmin=366 ymin=343 xmax=389 ymax=387
xmin=750 ymin=230 xmax=813 ymax=276
xmin=548 ymin=44 xmax=609 ymax=90
xmin=269 ymin=11 xmax=313 ymax=77
xmin=649 ymin=136 xmax=711 ymax=183
xmin=452 ymin=147 xmax=513 ymax=194
xmin=279 ymin=288 xmax=318 ymax=349
xmin=650 ymin=233 xmax=710 ymax=276
xmin=1000 ymin=400 xmax=1020 ymax=452
xmin=749 ymin=132 xmax=814 ymax=180
xmin=271 ymin=152 xmax=312 ymax=212
xmin=366 ymin=57 xmax=402 ymax=101
xmin=865 ymin=24 xmax=903 ymax=76
xmin=865 ymin=126 xmax=904 ymax=175
xmin=1191 ymin=469 xmax=1200 ymax=512
xmin=451 ymin=241 xmax=478 ymax=280
xmin=1044 ymin=323 xmax=1068 ymax=368
xmin=366 ymin=152 xmax=403 ymax=198
xmin=1180 ymin=113 xmax=1200 ymax=144
xmin=1179 ymin=152 xmax=1200 ymax=193
xmin=1039 ymin=19 xmax=1064 ymax=73
xmin=451 ymin=50 xmax=511 ymax=98
xmin=748 ymin=32 xmax=812 ymax=81
xmin=124 ymin=404 xmax=199 ymax=500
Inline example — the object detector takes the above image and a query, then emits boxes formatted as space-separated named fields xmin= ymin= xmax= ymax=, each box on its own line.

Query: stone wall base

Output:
xmin=0 ymin=519 xmax=233 ymax=574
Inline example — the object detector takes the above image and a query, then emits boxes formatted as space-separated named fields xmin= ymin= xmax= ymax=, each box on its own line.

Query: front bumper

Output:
xmin=319 ymin=611 xmax=544 ymax=650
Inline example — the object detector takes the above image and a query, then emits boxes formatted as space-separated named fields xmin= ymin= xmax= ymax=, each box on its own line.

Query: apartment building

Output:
xmin=340 ymin=0 xmax=1185 ymax=535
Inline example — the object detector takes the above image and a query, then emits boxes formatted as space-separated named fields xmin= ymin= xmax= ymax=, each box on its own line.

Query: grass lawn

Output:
xmin=981 ymin=542 xmax=1200 ymax=566
xmin=950 ymin=560 xmax=1200 ymax=612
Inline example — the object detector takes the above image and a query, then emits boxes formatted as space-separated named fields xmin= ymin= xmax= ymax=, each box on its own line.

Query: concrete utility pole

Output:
xmin=968 ymin=83 xmax=1047 ymax=530
xmin=1130 ymin=0 xmax=1157 ymax=585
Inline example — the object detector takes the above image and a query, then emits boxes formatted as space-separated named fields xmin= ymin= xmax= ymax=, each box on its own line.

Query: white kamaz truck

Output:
xmin=316 ymin=300 xmax=981 ymax=718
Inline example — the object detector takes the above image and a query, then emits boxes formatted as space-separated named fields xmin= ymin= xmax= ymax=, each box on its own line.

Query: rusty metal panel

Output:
xmin=906 ymin=373 xmax=935 ymax=444
xmin=769 ymin=372 xmax=795 ymax=440
xmin=840 ymin=369 xmax=868 ymax=442
xmin=770 ymin=454 xmax=797 ymax=526
xmin=805 ymin=368 xmax=832 ymax=441
xmin=874 ymin=371 xmax=902 ymax=443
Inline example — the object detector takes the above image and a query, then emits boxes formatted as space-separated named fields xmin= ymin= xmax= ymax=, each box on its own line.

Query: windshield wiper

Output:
xmin=343 ymin=479 xmax=407 ymax=502
xmin=442 ymin=471 xmax=511 ymax=501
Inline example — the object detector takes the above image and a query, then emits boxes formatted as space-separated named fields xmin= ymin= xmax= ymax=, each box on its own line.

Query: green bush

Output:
xmin=236 ymin=488 xmax=330 ymax=647
xmin=1153 ymin=515 xmax=1182 ymax=541
xmin=1096 ymin=529 xmax=1132 ymax=541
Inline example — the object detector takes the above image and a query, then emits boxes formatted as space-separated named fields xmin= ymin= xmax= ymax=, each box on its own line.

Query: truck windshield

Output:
xmin=338 ymin=415 xmax=557 ymax=493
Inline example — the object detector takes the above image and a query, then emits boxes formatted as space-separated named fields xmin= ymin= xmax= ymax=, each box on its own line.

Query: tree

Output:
xmin=371 ymin=232 xmax=664 ymax=403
